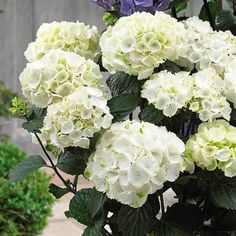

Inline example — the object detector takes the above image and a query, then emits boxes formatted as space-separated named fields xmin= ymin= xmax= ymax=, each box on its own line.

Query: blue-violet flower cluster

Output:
xmin=92 ymin=0 xmax=170 ymax=16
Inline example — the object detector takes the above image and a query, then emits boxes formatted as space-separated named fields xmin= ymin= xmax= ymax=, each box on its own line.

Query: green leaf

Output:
xmin=22 ymin=117 xmax=44 ymax=133
xmin=211 ymin=209 xmax=236 ymax=231
xmin=168 ymin=0 xmax=189 ymax=13
xmin=82 ymin=218 xmax=104 ymax=236
xmin=118 ymin=202 xmax=155 ymax=236
xmin=229 ymin=24 xmax=236 ymax=35
xmin=156 ymin=60 xmax=182 ymax=74
xmin=28 ymin=106 xmax=47 ymax=119
xmin=23 ymin=105 xmax=47 ymax=133
xmin=107 ymin=72 xmax=141 ymax=97
xmin=215 ymin=10 xmax=236 ymax=31
xmin=154 ymin=203 xmax=203 ymax=235
xmin=199 ymin=1 xmax=221 ymax=23
xmin=9 ymin=155 xmax=47 ymax=183
xmin=108 ymin=94 xmax=139 ymax=121
xmin=139 ymin=104 xmax=165 ymax=125
xmin=69 ymin=188 xmax=106 ymax=226
xmin=154 ymin=220 xmax=188 ymax=236
xmin=56 ymin=150 xmax=87 ymax=175
xmin=210 ymin=176 xmax=236 ymax=210
xmin=90 ymin=189 xmax=107 ymax=217
xmin=49 ymin=183 xmax=69 ymax=199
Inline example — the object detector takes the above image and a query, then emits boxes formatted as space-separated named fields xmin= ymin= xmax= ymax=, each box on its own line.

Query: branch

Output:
xmin=73 ymin=175 xmax=79 ymax=192
xmin=203 ymin=0 xmax=215 ymax=29
xmin=34 ymin=132 xmax=76 ymax=194
xmin=172 ymin=7 xmax=178 ymax=19
xmin=160 ymin=193 xmax=165 ymax=214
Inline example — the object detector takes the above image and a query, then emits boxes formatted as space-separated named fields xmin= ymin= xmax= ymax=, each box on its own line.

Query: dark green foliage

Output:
xmin=108 ymin=94 xmax=140 ymax=121
xmin=168 ymin=0 xmax=190 ymax=14
xmin=49 ymin=183 xmax=70 ymax=199
xmin=139 ymin=104 xmax=165 ymax=126
xmin=155 ymin=203 xmax=203 ymax=234
xmin=107 ymin=72 xmax=141 ymax=121
xmin=117 ymin=201 xmax=157 ymax=236
xmin=9 ymin=155 xmax=47 ymax=183
xmin=22 ymin=106 xmax=47 ymax=133
xmin=57 ymin=134 xmax=99 ymax=176
xmin=215 ymin=10 xmax=236 ymax=31
xmin=68 ymin=188 xmax=106 ymax=235
xmin=0 ymin=142 xmax=54 ymax=235
xmin=107 ymin=72 xmax=141 ymax=97
xmin=56 ymin=149 xmax=87 ymax=175
xmin=210 ymin=174 xmax=236 ymax=210
xmin=199 ymin=1 xmax=221 ymax=24
xmin=199 ymin=0 xmax=236 ymax=32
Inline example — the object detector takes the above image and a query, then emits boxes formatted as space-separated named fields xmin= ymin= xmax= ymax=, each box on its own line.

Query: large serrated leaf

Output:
xmin=69 ymin=188 xmax=106 ymax=226
xmin=199 ymin=1 xmax=221 ymax=23
xmin=154 ymin=203 xmax=203 ymax=235
xmin=210 ymin=176 xmax=236 ymax=210
xmin=117 ymin=203 xmax=154 ymax=236
xmin=49 ymin=183 xmax=69 ymax=199
xmin=82 ymin=218 xmax=104 ymax=236
xmin=139 ymin=104 xmax=165 ymax=125
xmin=215 ymin=10 xmax=236 ymax=31
xmin=9 ymin=155 xmax=47 ymax=183
xmin=168 ymin=0 xmax=190 ymax=13
xmin=211 ymin=209 xmax=236 ymax=231
xmin=22 ymin=117 xmax=44 ymax=133
xmin=90 ymin=189 xmax=107 ymax=217
xmin=154 ymin=220 xmax=189 ymax=236
xmin=108 ymin=94 xmax=139 ymax=121
xmin=107 ymin=72 xmax=141 ymax=97
xmin=56 ymin=150 xmax=87 ymax=175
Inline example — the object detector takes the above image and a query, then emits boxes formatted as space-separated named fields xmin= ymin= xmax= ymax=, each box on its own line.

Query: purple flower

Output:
xmin=91 ymin=0 xmax=116 ymax=10
xmin=120 ymin=0 xmax=135 ymax=16
xmin=155 ymin=0 xmax=170 ymax=11
xmin=134 ymin=0 xmax=153 ymax=7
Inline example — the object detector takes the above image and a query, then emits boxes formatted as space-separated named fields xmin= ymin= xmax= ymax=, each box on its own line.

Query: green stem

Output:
xmin=73 ymin=175 xmax=79 ymax=191
xmin=160 ymin=193 xmax=165 ymax=214
xmin=203 ymin=0 xmax=215 ymax=29
xmin=34 ymin=132 xmax=76 ymax=194
xmin=172 ymin=7 xmax=178 ymax=19
xmin=129 ymin=113 xmax=133 ymax=120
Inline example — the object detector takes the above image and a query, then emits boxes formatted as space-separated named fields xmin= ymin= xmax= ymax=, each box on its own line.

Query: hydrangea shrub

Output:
xmin=9 ymin=0 xmax=236 ymax=235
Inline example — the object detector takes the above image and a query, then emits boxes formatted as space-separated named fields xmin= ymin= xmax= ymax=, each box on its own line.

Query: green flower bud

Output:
xmin=9 ymin=97 xmax=29 ymax=117
xmin=103 ymin=12 xmax=118 ymax=26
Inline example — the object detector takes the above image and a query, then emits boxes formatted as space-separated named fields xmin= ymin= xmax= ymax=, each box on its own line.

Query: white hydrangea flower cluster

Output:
xmin=185 ymin=120 xmax=236 ymax=177
xmin=141 ymin=68 xmax=231 ymax=121
xmin=85 ymin=120 xmax=185 ymax=208
xmin=40 ymin=87 xmax=113 ymax=150
xmin=25 ymin=21 xmax=101 ymax=62
xmin=142 ymin=71 xmax=193 ymax=117
xmin=178 ymin=17 xmax=236 ymax=74
xmin=224 ymin=58 xmax=236 ymax=108
xmin=100 ymin=12 xmax=185 ymax=80
xmin=20 ymin=49 xmax=106 ymax=108
xmin=189 ymin=68 xmax=231 ymax=122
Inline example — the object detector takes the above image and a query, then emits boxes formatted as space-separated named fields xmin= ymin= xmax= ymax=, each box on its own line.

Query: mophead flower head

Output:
xmin=85 ymin=120 xmax=185 ymax=207
xmin=40 ymin=86 xmax=113 ymax=150
xmin=100 ymin=12 xmax=185 ymax=80
xmin=20 ymin=50 xmax=106 ymax=108
xmin=185 ymin=120 xmax=236 ymax=178
xmin=25 ymin=21 xmax=101 ymax=62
